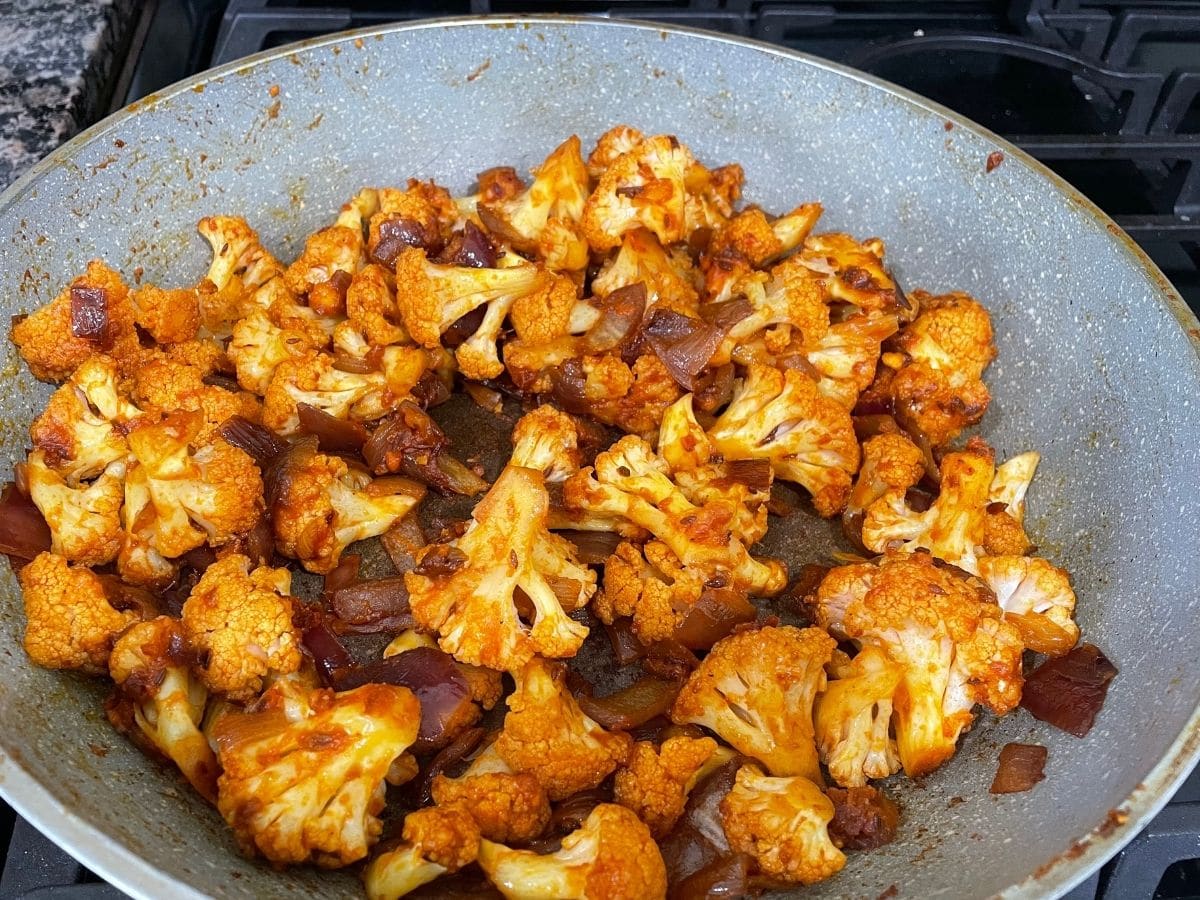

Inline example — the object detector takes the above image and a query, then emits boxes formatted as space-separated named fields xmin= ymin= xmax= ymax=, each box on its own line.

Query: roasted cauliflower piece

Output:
xmin=406 ymin=465 xmax=594 ymax=670
xmin=801 ymin=232 xmax=904 ymax=314
xmin=270 ymin=440 xmax=424 ymax=574
xmin=12 ymin=260 xmax=141 ymax=382
xmin=978 ymin=555 xmax=1079 ymax=656
xmin=720 ymin=764 xmax=845 ymax=885
xmin=19 ymin=551 xmax=142 ymax=673
xmin=845 ymin=432 xmax=925 ymax=525
xmin=129 ymin=283 xmax=201 ymax=345
xmin=594 ymin=540 xmax=708 ymax=645
xmin=671 ymin=625 xmax=835 ymax=781
xmin=284 ymin=188 xmax=377 ymax=302
xmin=228 ymin=308 xmax=315 ymax=395
xmin=796 ymin=312 xmax=900 ymax=409
xmin=814 ymin=552 xmax=1024 ymax=777
xmin=477 ymin=803 xmax=666 ymax=900
xmin=708 ymin=364 xmax=859 ymax=517
xmin=363 ymin=805 xmax=480 ymax=900
xmin=613 ymin=735 xmax=731 ymax=837
xmin=431 ymin=742 xmax=552 ymax=844
xmin=591 ymin=228 xmax=699 ymax=315
xmin=495 ymin=658 xmax=632 ymax=801
xmin=131 ymin=351 xmax=261 ymax=444
xmin=213 ymin=682 xmax=420 ymax=867
xmin=26 ymin=451 xmax=124 ymax=566
xmin=711 ymin=255 xmax=830 ymax=365
xmin=196 ymin=215 xmax=285 ymax=336
xmin=708 ymin=205 xmax=820 ymax=269
xmin=181 ymin=553 xmax=301 ymax=699
xmin=510 ymin=405 xmax=583 ymax=483
xmin=586 ymin=125 xmax=645 ymax=179
xmin=563 ymin=434 xmax=786 ymax=595
xmin=107 ymin=616 xmax=218 ymax=801
xmin=345 ymin=262 xmax=408 ymax=347
xmin=682 ymin=159 xmax=744 ymax=233
xmin=985 ymin=450 xmax=1039 ymax=555
xmin=581 ymin=134 xmax=693 ymax=251
xmin=815 ymin=645 xmax=903 ymax=787
xmin=368 ymin=180 xmax=459 ymax=265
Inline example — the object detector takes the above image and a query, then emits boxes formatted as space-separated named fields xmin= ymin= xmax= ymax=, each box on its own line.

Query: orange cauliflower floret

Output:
xmin=107 ymin=616 xmax=218 ymax=801
xmin=393 ymin=246 xmax=549 ymax=380
xmin=345 ymin=262 xmax=408 ymax=347
xmin=212 ymin=681 xmax=420 ymax=867
xmin=509 ymin=405 xmax=583 ymax=483
xmin=363 ymin=805 xmax=481 ymax=899
xmin=586 ymin=125 xmax=645 ymax=179
xmin=813 ymin=552 xmax=1024 ymax=777
xmin=26 ymin=451 xmax=124 ymax=566
xmin=196 ymin=215 xmax=285 ymax=337
xmin=846 ymin=432 xmax=925 ymax=523
xmin=711 ymin=255 xmax=830 ymax=366
xmin=708 ymin=364 xmax=860 ymax=517
xmin=708 ymin=204 xmax=821 ymax=268
xmin=877 ymin=289 xmax=995 ymax=446
xmin=581 ymin=134 xmax=693 ymax=251
xmin=563 ymin=435 xmax=785 ymax=595
xmin=129 ymin=283 xmax=201 ymax=345
xmin=508 ymin=269 xmax=580 ymax=347
xmin=431 ymin=741 xmax=552 ymax=844
xmin=495 ymin=658 xmax=632 ymax=801
xmin=12 ymin=259 xmax=140 ymax=381
xmin=131 ymin=352 xmax=261 ymax=444
xmin=985 ymin=450 xmax=1040 ymax=555
xmin=591 ymin=228 xmax=699 ymax=316
xmin=406 ymin=465 xmax=594 ymax=671
xmin=800 ymin=232 xmax=905 ymax=314
xmin=594 ymin=540 xmax=711 ymax=645
xmin=368 ymin=179 xmax=459 ymax=266
xmin=270 ymin=440 xmax=424 ymax=574
xmin=29 ymin=354 xmax=143 ymax=484
xmin=228 ymin=308 xmax=315 ymax=395
xmin=795 ymin=312 xmax=900 ymax=409
xmin=682 ymin=160 xmax=744 ymax=233
xmin=613 ymin=735 xmax=729 ymax=837
xmin=720 ymin=764 xmax=845 ymax=885
xmin=671 ymin=625 xmax=835 ymax=781
xmin=19 ymin=551 xmax=142 ymax=673
xmin=977 ymin=555 xmax=1079 ymax=656
xmin=284 ymin=188 xmax=376 ymax=302
xmin=181 ymin=553 xmax=301 ymax=700
xmin=815 ymin=645 xmax=903 ymax=788
xmin=478 ymin=803 xmax=666 ymax=900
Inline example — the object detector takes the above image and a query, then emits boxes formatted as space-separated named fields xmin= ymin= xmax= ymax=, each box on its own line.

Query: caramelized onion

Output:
xmin=673 ymin=587 xmax=757 ymax=650
xmin=463 ymin=381 xmax=504 ymax=416
xmin=372 ymin=216 xmax=441 ymax=266
xmin=548 ymin=787 xmax=611 ymax=836
xmin=990 ymin=743 xmax=1048 ymax=794
xmin=219 ymin=416 xmax=288 ymax=468
xmin=549 ymin=358 xmax=591 ymax=416
xmin=97 ymin=574 xmax=161 ymax=619
xmin=301 ymin=621 xmax=354 ymax=686
xmin=322 ymin=554 xmax=361 ymax=604
xmin=1020 ymin=643 xmax=1117 ymax=737
xmin=414 ymin=726 xmax=488 ymax=805
xmin=723 ymin=459 xmax=772 ymax=494
xmin=442 ymin=306 xmax=487 ymax=348
xmin=201 ymin=372 xmax=241 ymax=393
xmin=700 ymin=297 xmax=753 ymax=332
xmin=334 ymin=647 xmax=473 ymax=753
xmin=852 ymin=413 xmax=902 ymax=442
xmin=70 ymin=284 xmax=113 ymax=348
xmin=0 ymin=482 xmax=51 ymax=560
xmin=574 ymin=675 xmax=681 ymax=730
xmin=643 ymin=639 xmax=700 ymax=681
xmin=412 ymin=545 xmax=468 ymax=579
xmin=673 ymin=852 xmax=752 ymax=900
xmin=643 ymin=309 xmax=724 ymax=391
xmin=558 ymin=530 xmax=623 ymax=565
xmin=363 ymin=402 xmax=487 ymax=496
xmin=604 ymin=618 xmax=647 ymax=667
xmin=296 ymin=403 xmax=369 ymax=451
xmin=330 ymin=351 xmax=375 ymax=375
xmin=828 ymin=786 xmax=900 ymax=850
xmin=583 ymin=283 xmax=646 ymax=353
xmin=381 ymin=513 xmax=427 ymax=574
xmin=330 ymin=576 xmax=414 ymax=632
xmin=411 ymin=371 xmax=452 ymax=409
xmin=692 ymin=362 xmax=735 ymax=414
xmin=661 ymin=756 xmax=744 ymax=886
xmin=456 ymin=221 xmax=499 ymax=269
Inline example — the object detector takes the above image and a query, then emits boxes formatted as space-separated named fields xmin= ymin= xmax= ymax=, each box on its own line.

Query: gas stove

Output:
xmin=1 ymin=2 xmax=1199 ymax=898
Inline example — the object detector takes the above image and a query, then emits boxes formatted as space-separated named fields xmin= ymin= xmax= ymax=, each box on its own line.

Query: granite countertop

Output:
xmin=0 ymin=0 xmax=138 ymax=191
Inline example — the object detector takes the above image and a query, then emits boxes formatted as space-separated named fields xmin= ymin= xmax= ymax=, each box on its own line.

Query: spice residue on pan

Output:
xmin=986 ymin=150 xmax=1005 ymax=172
xmin=466 ymin=58 xmax=492 ymax=82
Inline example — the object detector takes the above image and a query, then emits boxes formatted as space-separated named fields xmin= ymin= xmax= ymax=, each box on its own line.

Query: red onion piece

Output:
xmin=330 ymin=351 xmax=375 ymax=375
xmin=990 ymin=743 xmax=1048 ymax=795
xmin=852 ymin=413 xmax=902 ymax=442
xmin=673 ymin=852 xmax=752 ymax=900
xmin=548 ymin=358 xmax=592 ymax=417
xmin=413 ymin=726 xmax=488 ymax=805
xmin=296 ymin=403 xmax=369 ymax=452
xmin=372 ymin=216 xmax=442 ymax=266
xmin=1020 ymin=643 xmax=1117 ymax=737
xmin=723 ymin=459 xmax=772 ymax=494
xmin=321 ymin=554 xmax=361 ymax=604
xmin=380 ymin=513 xmax=427 ymax=575
xmin=692 ymin=362 xmax=735 ymax=414
xmin=642 ymin=309 xmax=725 ymax=391
xmin=583 ymin=283 xmax=646 ymax=353
xmin=573 ymin=676 xmax=681 ymax=731
xmin=97 ymin=574 xmax=162 ymax=620
xmin=827 ymin=786 xmax=901 ymax=849
xmin=412 ymin=545 xmax=468 ymax=579
xmin=558 ymin=530 xmax=623 ymax=566
xmin=411 ymin=371 xmax=452 ymax=409
xmin=363 ymin=402 xmax=487 ymax=496
xmin=219 ymin=416 xmax=288 ymax=468
xmin=548 ymin=787 xmax=611 ymax=837
xmin=603 ymin=618 xmax=647 ymax=667
xmin=301 ymin=621 xmax=355 ymax=686
xmin=0 ymin=482 xmax=51 ymax=560
xmin=464 ymin=381 xmax=504 ymax=415
xmin=455 ymin=221 xmax=498 ymax=269
xmin=673 ymin=588 xmax=757 ymax=651
xmin=330 ymin=576 xmax=414 ymax=632
xmin=661 ymin=756 xmax=745 ymax=887
xmin=70 ymin=284 xmax=113 ymax=349
xmin=643 ymin=639 xmax=700 ymax=681
xmin=201 ymin=372 xmax=242 ymax=392
xmin=442 ymin=306 xmax=487 ymax=348
xmin=700 ymin=296 xmax=753 ymax=332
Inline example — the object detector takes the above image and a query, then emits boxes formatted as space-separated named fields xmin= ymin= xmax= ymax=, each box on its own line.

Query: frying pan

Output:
xmin=0 ymin=15 xmax=1198 ymax=900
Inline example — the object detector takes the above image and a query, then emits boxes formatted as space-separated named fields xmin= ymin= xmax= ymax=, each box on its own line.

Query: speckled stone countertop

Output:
xmin=0 ymin=0 xmax=138 ymax=191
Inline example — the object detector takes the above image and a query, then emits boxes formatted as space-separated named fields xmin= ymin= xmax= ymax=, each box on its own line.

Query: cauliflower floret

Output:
xmin=814 ymin=552 xmax=1024 ymax=777
xmin=682 ymin=160 xmax=744 ymax=233
xmin=228 ymin=308 xmax=315 ymax=395
xmin=19 ymin=551 xmax=142 ymax=673
xmin=861 ymin=439 xmax=995 ymax=574
xmin=495 ymin=658 xmax=632 ymax=801
xmin=613 ymin=735 xmax=729 ymax=837
xmin=977 ymin=555 xmax=1079 ymax=656
xmin=815 ymin=645 xmax=903 ymax=788
xmin=477 ymin=803 xmax=666 ymax=900
xmin=271 ymin=441 xmax=425 ymax=574
xmin=262 ymin=347 xmax=426 ymax=435
xmin=478 ymin=135 xmax=590 ymax=271
xmin=29 ymin=354 xmax=144 ymax=484
xmin=107 ymin=616 xmax=218 ymax=801
xmin=393 ymin=246 xmax=549 ymax=380
xmin=844 ymin=432 xmax=925 ymax=530
xmin=213 ymin=681 xmax=420 ymax=867
xmin=708 ymin=205 xmax=819 ymax=268
xmin=122 ymin=411 xmax=263 ymax=561
xmin=368 ymin=180 xmax=459 ymax=265
xmin=196 ymin=216 xmax=285 ymax=337
xmin=363 ymin=806 xmax=480 ymax=900
xmin=283 ymin=189 xmax=376 ymax=301
xmin=985 ymin=450 xmax=1040 ymax=555
xmin=345 ymin=262 xmax=408 ymax=347
xmin=671 ymin=625 xmax=835 ymax=781
xmin=129 ymin=283 xmax=201 ymax=345
xmin=509 ymin=270 xmax=581 ymax=346
xmin=708 ymin=365 xmax=859 ymax=518
xmin=581 ymin=134 xmax=693 ymax=251
xmin=796 ymin=312 xmax=900 ymax=409
xmin=719 ymin=764 xmax=845 ymax=885
xmin=878 ymin=289 xmax=995 ymax=446
xmin=181 ymin=553 xmax=301 ymax=699
xmin=586 ymin=125 xmax=645 ymax=179
xmin=26 ymin=451 xmax=124 ymax=565
xmin=431 ymin=742 xmax=551 ymax=844
xmin=594 ymin=540 xmax=706 ymax=644
xmin=510 ymin=405 xmax=582 ymax=482
xmin=591 ymin=229 xmax=699 ymax=316
xmin=12 ymin=260 xmax=140 ymax=381
xmin=563 ymin=435 xmax=785 ymax=594
xmin=406 ymin=465 xmax=594 ymax=670
xmin=711 ymin=255 xmax=830 ymax=365
xmin=800 ymin=233 xmax=904 ymax=314
xmin=131 ymin=352 xmax=261 ymax=444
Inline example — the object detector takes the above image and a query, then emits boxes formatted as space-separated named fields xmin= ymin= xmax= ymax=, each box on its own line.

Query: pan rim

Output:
xmin=0 ymin=14 xmax=1196 ymax=900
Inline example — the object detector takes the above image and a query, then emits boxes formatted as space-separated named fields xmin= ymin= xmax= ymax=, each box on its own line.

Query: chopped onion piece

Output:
xmin=990 ymin=743 xmax=1048 ymax=794
xmin=1020 ymin=643 xmax=1117 ymax=737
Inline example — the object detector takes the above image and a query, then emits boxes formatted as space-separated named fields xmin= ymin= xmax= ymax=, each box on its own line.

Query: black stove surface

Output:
xmin=3 ymin=1 xmax=1200 ymax=898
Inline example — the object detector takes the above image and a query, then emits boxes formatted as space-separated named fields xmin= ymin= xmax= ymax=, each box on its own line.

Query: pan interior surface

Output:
xmin=0 ymin=17 xmax=1197 ymax=900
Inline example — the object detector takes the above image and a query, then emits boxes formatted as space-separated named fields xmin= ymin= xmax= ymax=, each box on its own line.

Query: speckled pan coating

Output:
xmin=0 ymin=16 xmax=1197 ymax=900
